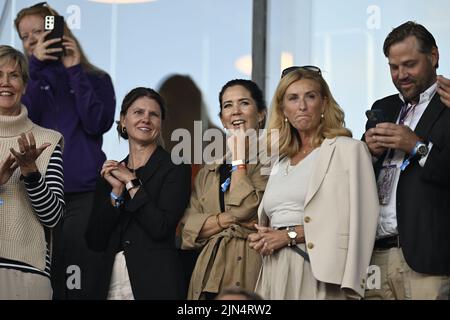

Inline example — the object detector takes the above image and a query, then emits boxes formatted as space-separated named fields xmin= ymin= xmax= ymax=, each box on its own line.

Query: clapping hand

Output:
xmin=101 ymin=161 xmax=135 ymax=196
xmin=9 ymin=132 xmax=50 ymax=176
xmin=0 ymin=155 xmax=18 ymax=186
xmin=227 ymin=127 xmax=247 ymax=162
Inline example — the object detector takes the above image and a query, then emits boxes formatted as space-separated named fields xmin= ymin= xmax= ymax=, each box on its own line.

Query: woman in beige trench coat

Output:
xmin=181 ymin=79 xmax=268 ymax=300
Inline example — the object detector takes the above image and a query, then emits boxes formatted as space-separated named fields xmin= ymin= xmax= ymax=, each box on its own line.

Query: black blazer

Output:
xmin=85 ymin=146 xmax=191 ymax=299
xmin=367 ymin=93 xmax=450 ymax=275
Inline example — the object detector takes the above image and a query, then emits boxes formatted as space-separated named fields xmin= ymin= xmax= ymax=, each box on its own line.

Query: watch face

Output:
xmin=418 ymin=144 xmax=428 ymax=156
xmin=288 ymin=231 xmax=297 ymax=239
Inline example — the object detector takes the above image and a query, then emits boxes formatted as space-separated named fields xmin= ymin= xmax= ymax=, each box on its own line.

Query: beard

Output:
xmin=395 ymin=78 xmax=421 ymax=103
xmin=394 ymin=68 xmax=436 ymax=104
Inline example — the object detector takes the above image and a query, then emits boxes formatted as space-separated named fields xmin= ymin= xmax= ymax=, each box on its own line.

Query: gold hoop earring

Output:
xmin=121 ymin=126 xmax=127 ymax=134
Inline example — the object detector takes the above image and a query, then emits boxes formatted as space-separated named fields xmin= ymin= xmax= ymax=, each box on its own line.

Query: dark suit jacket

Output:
xmin=367 ymin=93 xmax=450 ymax=275
xmin=85 ymin=146 xmax=191 ymax=299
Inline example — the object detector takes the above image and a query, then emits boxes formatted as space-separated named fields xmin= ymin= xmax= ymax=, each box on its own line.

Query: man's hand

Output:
xmin=369 ymin=123 xmax=420 ymax=154
xmin=364 ymin=127 xmax=388 ymax=157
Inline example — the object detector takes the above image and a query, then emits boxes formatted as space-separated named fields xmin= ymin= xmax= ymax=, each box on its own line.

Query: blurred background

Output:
xmin=1 ymin=0 xmax=449 ymax=160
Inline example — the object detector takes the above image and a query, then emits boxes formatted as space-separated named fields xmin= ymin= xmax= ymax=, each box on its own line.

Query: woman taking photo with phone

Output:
xmin=15 ymin=2 xmax=116 ymax=299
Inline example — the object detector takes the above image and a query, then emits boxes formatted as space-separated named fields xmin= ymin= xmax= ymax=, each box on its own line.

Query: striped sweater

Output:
xmin=0 ymin=144 xmax=64 ymax=278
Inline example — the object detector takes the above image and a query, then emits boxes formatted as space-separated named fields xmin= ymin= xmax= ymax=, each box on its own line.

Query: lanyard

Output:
xmin=398 ymin=102 xmax=416 ymax=125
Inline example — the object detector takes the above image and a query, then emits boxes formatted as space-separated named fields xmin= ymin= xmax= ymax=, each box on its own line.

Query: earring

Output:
xmin=321 ymin=113 xmax=324 ymax=119
xmin=284 ymin=118 xmax=288 ymax=122
xmin=121 ymin=126 xmax=127 ymax=134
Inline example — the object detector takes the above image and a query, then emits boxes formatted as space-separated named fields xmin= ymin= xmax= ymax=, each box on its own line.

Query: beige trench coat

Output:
xmin=181 ymin=161 xmax=268 ymax=300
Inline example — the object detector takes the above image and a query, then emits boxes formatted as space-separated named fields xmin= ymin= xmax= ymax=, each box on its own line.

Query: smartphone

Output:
xmin=44 ymin=15 xmax=65 ymax=58
xmin=366 ymin=109 xmax=386 ymax=129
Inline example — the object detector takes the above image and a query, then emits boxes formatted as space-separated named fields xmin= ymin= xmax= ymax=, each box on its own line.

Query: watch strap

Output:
xmin=126 ymin=178 xmax=142 ymax=191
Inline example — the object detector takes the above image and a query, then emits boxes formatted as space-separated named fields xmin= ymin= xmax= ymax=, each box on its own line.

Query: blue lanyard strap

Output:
xmin=400 ymin=141 xmax=421 ymax=171
xmin=220 ymin=165 xmax=238 ymax=192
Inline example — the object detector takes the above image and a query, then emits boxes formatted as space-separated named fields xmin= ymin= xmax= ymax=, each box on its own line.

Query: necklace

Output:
xmin=284 ymin=147 xmax=316 ymax=176
xmin=284 ymin=159 xmax=294 ymax=176
xmin=300 ymin=146 xmax=314 ymax=154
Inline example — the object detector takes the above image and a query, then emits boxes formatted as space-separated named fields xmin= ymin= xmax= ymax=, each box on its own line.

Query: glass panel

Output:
xmin=267 ymin=0 xmax=450 ymax=138
xmin=1 ymin=0 xmax=252 ymax=160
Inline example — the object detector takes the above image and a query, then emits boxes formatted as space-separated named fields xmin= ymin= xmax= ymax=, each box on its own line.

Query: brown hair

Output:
xmin=267 ymin=69 xmax=351 ymax=158
xmin=218 ymin=79 xmax=267 ymax=129
xmin=383 ymin=21 xmax=439 ymax=68
xmin=117 ymin=87 xmax=166 ymax=143
xmin=14 ymin=2 xmax=105 ymax=75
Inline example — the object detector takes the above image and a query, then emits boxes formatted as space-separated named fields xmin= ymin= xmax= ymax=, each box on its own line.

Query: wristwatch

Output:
xmin=286 ymin=226 xmax=297 ymax=247
xmin=125 ymin=178 xmax=142 ymax=191
xmin=413 ymin=141 xmax=429 ymax=158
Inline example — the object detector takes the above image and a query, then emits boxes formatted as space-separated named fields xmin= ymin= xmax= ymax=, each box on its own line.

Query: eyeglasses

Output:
xmin=281 ymin=65 xmax=322 ymax=78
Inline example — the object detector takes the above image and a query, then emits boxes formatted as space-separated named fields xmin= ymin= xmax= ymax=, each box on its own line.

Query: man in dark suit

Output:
xmin=364 ymin=21 xmax=450 ymax=299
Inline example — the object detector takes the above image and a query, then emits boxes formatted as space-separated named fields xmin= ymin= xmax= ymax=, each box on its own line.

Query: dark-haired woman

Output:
xmin=181 ymin=79 xmax=268 ymax=299
xmin=85 ymin=87 xmax=191 ymax=299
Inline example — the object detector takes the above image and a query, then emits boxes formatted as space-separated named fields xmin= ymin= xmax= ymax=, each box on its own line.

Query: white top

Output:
xmin=263 ymin=149 xmax=318 ymax=229
xmin=377 ymin=83 xmax=437 ymax=238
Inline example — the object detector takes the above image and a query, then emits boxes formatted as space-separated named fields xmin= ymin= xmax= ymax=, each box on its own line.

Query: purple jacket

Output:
xmin=22 ymin=55 xmax=116 ymax=193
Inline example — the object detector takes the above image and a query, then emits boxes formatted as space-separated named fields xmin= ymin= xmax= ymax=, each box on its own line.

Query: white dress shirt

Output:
xmin=377 ymin=82 xmax=437 ymax=238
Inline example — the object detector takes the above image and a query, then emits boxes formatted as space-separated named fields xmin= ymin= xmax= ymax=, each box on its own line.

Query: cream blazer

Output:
xmin=259 ymin=136 xmax=379 ymax=298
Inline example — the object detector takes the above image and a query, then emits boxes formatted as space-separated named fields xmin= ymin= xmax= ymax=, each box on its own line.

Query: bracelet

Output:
xmin=231 ymin=159 xmax=245 ymax=166
xmin=216 ymin=213 xmax=226 ymax=230
xmin=110 ymin=191 xmax=124 ymax=208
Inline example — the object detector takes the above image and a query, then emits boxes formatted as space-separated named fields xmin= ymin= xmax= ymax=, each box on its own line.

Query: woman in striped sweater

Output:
xmin=0 ymin=45 xmax=64 ymax=299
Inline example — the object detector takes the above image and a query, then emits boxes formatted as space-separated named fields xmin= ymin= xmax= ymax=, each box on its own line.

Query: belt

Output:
xmin=374 ymin=235 xmax=401 ymax=249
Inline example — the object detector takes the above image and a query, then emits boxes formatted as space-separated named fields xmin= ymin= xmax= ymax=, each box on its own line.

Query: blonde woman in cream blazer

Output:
xmin=249 ymin=67 xmax=379 ymax=299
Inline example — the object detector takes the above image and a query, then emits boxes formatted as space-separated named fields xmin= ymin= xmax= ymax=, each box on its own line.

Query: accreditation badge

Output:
xmin=377 ymin=164 xmax=397 ymax=205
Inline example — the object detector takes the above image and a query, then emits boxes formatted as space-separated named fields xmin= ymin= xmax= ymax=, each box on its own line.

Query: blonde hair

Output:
xmin=0 ymin=45 xmax=29 ymax=84
xmin=14 ymin=3 xmax=104 ymax=76
xmin=267 ymin=69 xmax=352 ymax=158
